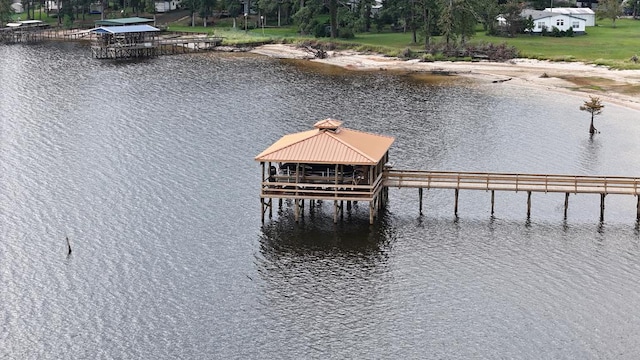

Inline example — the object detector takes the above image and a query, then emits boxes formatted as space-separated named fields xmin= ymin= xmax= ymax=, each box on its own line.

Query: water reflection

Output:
xmin=579 ymin=135 xmax=602 ymax=173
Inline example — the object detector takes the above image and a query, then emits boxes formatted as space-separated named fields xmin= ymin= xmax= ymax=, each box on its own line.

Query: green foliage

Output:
xmin=597 ymin=0 xmax=623 ymax=28
xmin=579 ymin=96 xmax=605 ymax=134
xmin=338 ymin=27 xmax=354 ymax=39
xmin=0 ymin=0 xmax=12 ymax=26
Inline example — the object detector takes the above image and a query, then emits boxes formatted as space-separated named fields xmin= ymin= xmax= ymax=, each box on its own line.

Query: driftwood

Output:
xmin=300 ymin=45 xmax=327 ymax=59
xmin=492 ymin=78 xmax=512 ymax=83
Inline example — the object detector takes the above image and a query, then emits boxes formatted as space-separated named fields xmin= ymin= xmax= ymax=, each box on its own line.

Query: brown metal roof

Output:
xmin=255 ymin=120 xmax=395 ymax=165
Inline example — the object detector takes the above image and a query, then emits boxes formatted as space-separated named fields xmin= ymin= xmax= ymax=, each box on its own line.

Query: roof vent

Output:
xmin=314 ymin=118 xmax=343 ymax=132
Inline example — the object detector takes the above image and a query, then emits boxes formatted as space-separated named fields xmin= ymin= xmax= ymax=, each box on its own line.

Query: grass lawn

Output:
xmin=149 ymin=14 xmax=640 ymax=68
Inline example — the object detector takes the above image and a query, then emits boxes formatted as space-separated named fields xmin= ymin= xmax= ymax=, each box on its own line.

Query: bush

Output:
xmin=314 ymin=23 xmax=328 ymax=38
xmin=566 ymin=27 xmax=574 ymax=37
xmin=399 ymin=47 xmax=413 ymax=58
xmin=338 ymin=28 xmax=354 ymax=39
xmin=421 ymin=53 xmax=435 ymax=62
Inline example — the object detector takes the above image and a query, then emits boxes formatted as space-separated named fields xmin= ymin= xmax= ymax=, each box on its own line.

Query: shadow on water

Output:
xmin=258 ymin=208 xmax=396 ymax=259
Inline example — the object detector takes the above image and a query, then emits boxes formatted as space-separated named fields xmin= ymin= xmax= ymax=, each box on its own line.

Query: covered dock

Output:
xmin=256 ymin=119 xmax=395 ymax=224
xmin=0 ymin=20 xmax=49 ymax=43
xmin=94 ymin=17 xmax=155 ymax=27
xmin=90 ymin=24 xmax=160 ymax=59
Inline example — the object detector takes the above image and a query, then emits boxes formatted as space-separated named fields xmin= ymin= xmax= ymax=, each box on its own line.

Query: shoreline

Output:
xmin=250 ymin=44 xmax=640 ymax=113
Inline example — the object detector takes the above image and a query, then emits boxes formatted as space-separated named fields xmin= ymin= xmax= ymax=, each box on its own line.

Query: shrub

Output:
xmin=399 ymin=47 xmax=413 ymax=58
xmin=421 ymin=53 xmax=435 ymax=62
xmin=566 ymin=27 xmax=574 ymax=37
xmin=338 ymin=28 xmax=354 ymax=39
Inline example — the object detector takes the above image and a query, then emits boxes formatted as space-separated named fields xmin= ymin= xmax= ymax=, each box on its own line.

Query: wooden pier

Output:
xmin=385 ymin=169 xmax=640 ymax=221
xmin=257 ymin=121 xmax=640 ymax=224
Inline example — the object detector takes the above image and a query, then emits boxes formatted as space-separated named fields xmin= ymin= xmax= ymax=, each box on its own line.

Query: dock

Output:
xmin=385 ymin=170 xmax=640 ymax=221
xmin=257 ymin=120 xmax=640 ymax=224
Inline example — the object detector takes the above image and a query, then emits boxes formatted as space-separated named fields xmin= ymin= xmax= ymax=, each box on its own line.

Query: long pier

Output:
xmin=385 ymin=169 xmax=640 ymax=221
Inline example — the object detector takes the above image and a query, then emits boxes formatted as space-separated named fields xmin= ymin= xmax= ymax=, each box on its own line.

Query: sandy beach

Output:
xmin=251 ymin=44 xmax=640 ymax=112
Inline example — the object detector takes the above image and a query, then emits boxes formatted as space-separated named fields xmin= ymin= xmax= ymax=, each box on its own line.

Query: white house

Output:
xmin=544 ymin=7 xmax=596 ymax=26
xmin=521 ymin=9 xmax=587 ymax=34
xmin=11 ymin=0 xmax=23 ymax=13
xmin=155 ymin=0 xmax=181 ymax=13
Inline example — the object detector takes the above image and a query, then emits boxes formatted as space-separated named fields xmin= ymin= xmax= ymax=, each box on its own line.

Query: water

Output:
xmin=1 ymin=42 xmax=640 ymax=359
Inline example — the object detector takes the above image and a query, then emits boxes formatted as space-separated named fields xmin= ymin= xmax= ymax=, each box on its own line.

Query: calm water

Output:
xmin=2 ymin=42 xmax=640 ymax=359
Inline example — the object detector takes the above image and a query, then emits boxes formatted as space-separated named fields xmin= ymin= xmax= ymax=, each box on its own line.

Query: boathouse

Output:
xmin=0 ymin=20 xmax=49 ymax=43
xmin=94 ymin=17 xmax=155 ymax=27
xmin=256 ymin=119 xmax=395 ymax=224
xmin=90 ymin=25 xmax=160 ymax=59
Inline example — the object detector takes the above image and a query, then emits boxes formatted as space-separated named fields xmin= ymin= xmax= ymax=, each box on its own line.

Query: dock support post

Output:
xmin=334 ymin=200 xmax=338 ymax=223
xmin=347 ymin=201 xmax=352 ymax=212
xmin=600 ymin=193 xmax=606 ymax=222
xmin=637 ymin=195 xmax=639 ymax=221
xmin=490 ymin=190 xmax=495 ymax=215
xmin=369 ymin=201 xmax=374 ymax=224
xmin=419 ymin=188 xmax=423 ymax=215
xmin=527 ymin=191 xmax=532 ymax=218
xmin=261 ymin=198 xmax=265 ymax=222
xmin=268 ymin=198 xmax=272 ymax=219
xmin=341 ymin=200 xmax=344 ymax=219
xmin=279 ymin=198 xmax=283 ymax=208
xmin=564 ymin=193 xmax=570 ymax=219
xmin=294 ymin=199 xmax=300 ymax=222
xmin=454 ymin=189 xmax=459 ymax=217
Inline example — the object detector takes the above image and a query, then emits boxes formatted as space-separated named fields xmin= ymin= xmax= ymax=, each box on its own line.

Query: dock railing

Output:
xmin=384 ymin=170 xmax=640 ymax=195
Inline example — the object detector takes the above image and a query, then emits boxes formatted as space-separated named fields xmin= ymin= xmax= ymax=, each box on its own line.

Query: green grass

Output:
xmin=471 ymin=19 xmax=640 ymax=68
xmin=95 ymin=12 xmax=640 ymax=68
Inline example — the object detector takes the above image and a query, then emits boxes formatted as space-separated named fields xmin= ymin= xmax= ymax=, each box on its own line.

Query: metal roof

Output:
xmin=95 ymin=17 xmax=154 ymax=26
xmin=255 ymin=119 xmax=395 ymax=165
xmin=91 ymin=25 xmax=160 ymax=34
xmin=544 ymin=7 xmax=595 ymax=15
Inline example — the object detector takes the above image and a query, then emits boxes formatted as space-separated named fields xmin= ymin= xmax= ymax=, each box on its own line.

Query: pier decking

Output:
xmin=385 ymin=170 xmax=640 ymax=221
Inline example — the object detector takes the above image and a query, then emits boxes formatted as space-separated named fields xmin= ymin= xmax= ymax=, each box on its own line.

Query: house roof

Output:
xmin=521 ymin=9 xmax=587 ymax=21
xmin=91 ymin=25 xmax=160 ymax=34
xmin=544 ymin=7 xmax=595 ymax=15
xmin=255 ymin=119 xmax=395 ymax=165
xmin=94 ymin=17 xmax=154 ymax=26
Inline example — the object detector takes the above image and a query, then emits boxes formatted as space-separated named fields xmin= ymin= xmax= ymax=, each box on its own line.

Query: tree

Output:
xmin=580 ymin=96 xmax=604 ymax=135
xmin=597 ymin=0 xmax=623 ymax=28
xmin=0 ymin=0 xmax=12 ymax=27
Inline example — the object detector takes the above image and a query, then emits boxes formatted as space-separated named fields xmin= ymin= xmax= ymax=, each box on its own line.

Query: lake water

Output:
xmin=2 ymin=42 xmax=640 ymax=359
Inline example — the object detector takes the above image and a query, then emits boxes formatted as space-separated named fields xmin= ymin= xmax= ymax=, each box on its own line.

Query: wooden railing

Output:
xmin=260 ymin=172 xmax=385 ymax=201
xmin=384 ymin=170 xmax=640 ymax=195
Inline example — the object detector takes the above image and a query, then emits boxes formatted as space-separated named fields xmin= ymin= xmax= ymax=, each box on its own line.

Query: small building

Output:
xmin=90 ymin=24 xmax=160 ymax=59
xmin=522 ymin=9 xmax=587 ymax=34
xmin=544 ymin=7 xmax=596 ymax=26
xmin=155 ymin=0 xmax=182 ymax=12
xmin=255 ymin=119 xmax=395 ymax=224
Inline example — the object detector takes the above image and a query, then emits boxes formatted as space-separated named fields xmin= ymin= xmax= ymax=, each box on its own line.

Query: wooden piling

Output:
xmin=454 ymin=189 xmax=459 ymax=217
xmin=527 ymin=191 xmax=532 ymax=218
xmin=637 ymin=195 xmax=639 ymax=221
xmin=600 ymin=193 xmax=606 ymax=222
xmin=490 ymin=190 xmax=495 ymax=215
xmin=564 ymin=193 xmax=570 ymax=219
xmin=419 ymin=188 xmax=423 ymax=215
